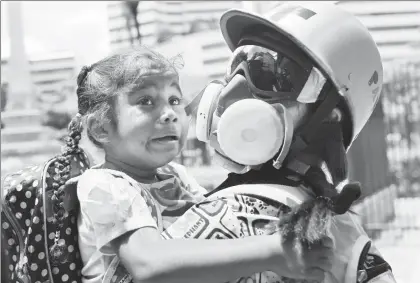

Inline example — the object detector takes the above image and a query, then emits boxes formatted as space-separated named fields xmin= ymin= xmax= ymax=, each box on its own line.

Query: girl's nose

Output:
xmin=159 ymin=108 xmax=178 ymax=124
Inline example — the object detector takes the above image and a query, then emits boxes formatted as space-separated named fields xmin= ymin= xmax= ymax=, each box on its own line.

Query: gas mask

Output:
xmin=186 ymin=40 xmax=328 ymax=174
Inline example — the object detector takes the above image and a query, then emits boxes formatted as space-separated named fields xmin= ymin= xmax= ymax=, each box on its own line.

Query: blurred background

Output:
xmin=1 ymin=1 xmax=420 ymax=282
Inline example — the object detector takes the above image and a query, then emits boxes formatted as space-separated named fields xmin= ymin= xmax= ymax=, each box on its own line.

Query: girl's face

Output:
xmin=104 ymin=71 xmax=189 ymax=170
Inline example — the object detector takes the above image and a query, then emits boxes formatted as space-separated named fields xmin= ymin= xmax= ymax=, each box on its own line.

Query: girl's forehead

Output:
xmin=140 ymin=71 xmax=179 ymax=85
xmin=126 ymin=70 xmax=181 ymax=95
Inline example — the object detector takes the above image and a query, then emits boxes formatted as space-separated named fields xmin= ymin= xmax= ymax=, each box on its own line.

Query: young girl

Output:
xmin=66 ymin=46 xmax=333 ymax=283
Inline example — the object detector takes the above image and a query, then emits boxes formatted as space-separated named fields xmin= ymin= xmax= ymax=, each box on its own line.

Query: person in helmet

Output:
xmin=173 ymin=2 xmax=396 ymax=282
xmin=101 ymin=2 xmax=396 ymax=283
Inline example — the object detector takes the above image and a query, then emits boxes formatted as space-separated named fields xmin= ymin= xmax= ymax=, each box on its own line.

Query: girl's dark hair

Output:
xmin=49 ymin=45 xmax=183 ymax=263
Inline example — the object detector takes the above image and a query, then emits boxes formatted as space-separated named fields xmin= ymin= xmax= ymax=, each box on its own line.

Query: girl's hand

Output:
xmin=271 ymin=235 xmax=334 ymax=282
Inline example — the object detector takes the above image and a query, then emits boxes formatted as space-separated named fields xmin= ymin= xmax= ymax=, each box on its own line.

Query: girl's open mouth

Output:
xmin=152 ymin=136 xmax=179 ymax=142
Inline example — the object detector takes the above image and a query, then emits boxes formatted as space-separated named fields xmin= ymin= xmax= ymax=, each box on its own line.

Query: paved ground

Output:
xmin=372 ymin=198 xmax=420 ymax=283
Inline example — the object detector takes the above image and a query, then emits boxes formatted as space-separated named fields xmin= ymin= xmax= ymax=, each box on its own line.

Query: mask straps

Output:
xmin=273 ymin=103 xmax=294 ymax=169
xmin=184 ymin=80 xmax=225 ymax=116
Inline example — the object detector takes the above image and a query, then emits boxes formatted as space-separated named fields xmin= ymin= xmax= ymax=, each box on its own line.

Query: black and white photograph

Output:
xmin=1 ymin=1 xmax=420 ymax=283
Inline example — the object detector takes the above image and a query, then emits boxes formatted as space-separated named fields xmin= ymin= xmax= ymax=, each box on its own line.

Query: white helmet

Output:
xmin=220 ymin=1 xmax=383 ymax=147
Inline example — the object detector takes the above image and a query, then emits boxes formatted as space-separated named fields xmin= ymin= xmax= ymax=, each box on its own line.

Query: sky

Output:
xmin=1 ymin=1 xmax=112 ymax=66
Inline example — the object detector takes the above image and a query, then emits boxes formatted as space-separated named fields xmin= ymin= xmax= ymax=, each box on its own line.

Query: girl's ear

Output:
xmin=86 ymin=115 xmax=113 ymax=145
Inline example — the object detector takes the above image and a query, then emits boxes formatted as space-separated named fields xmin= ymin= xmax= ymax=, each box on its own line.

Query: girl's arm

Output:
xmin=112 ymin=226 xmax=332 ymax=283
xmin=77 ymin=170 xmax=331 ymax=283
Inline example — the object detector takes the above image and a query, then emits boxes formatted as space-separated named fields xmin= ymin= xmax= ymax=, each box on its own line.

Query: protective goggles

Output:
xmin=224 ymin=32 xmax=327 ymax=104
xmin=185 ymin=30 xmax=329 ymax=117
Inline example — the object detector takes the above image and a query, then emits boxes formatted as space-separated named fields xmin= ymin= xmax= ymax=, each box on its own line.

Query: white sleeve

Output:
xmin=77 ymin=169 xmax=158 ymax=254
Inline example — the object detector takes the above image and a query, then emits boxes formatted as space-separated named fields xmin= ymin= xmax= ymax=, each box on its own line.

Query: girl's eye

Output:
xmin=138 ymin=97 xmax=153 ymax=106
xmin=169 ymin=97 xmax=182 ymax=105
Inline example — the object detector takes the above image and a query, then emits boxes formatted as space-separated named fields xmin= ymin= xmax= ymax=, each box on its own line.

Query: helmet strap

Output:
xmin=287 ymin=121 xmax=347 ymax=186
xmin=279 ymin=82 xmax=361 ymax=213
xmin=284 ymin=118 xmax=361 ymax=214
xmin=287 ymin=82 xmax=341 ymax=158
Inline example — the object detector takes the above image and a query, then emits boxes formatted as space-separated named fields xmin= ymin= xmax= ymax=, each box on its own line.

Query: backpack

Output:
xmin=1 ymin=150 xmax=90 ymax=283
xmin=1 ymin=148 xmax=162 ymax=283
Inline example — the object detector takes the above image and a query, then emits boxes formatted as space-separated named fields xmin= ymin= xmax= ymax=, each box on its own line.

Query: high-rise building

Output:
xmin=336 ymin=1 xmax=420 ymax=61
xmin=106 ymin=1 xmax=242 ymax=50
xmin=1 ymin=51 xmax=77 ymax=99
xmin=153 ymin=30 xmax=227 ymax=95
xmin=243 ymin=1 xmax=420 ymax=61
xmin=108 ymin=1 xmax=420 ymax=81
